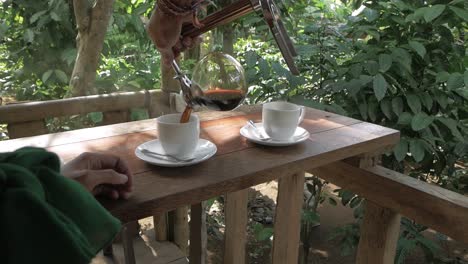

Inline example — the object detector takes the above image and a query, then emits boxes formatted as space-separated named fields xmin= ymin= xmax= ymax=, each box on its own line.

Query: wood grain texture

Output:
xmin=310 ymin=161 xmax=468 ymax=244
xmin=189 ymin=203 xmax=207 ymax=264
xmin=0 ymin=90 xmax=162 ymax=124
xmin=154 ymin=213 xmax=168 ymax=241
xmin=174 ymin=207 xmax=189 ymax=256
xmin=7 ymin=120 xmax=47 ymax=139
xmin=224 ymin=188 xmax=248 ymax=264
xmin=356 ymin=201 xmax=401 ymax=264
xmin=272 ymin=172 xmax=305 ymax=264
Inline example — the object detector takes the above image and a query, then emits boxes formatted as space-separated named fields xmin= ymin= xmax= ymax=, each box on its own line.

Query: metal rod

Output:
xmin=181 ymin=0 xmax=257 ymax=38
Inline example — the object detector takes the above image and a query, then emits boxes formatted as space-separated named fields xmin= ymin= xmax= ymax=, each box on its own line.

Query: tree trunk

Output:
xmin=70 ymin=0 xmax=115 ymax=96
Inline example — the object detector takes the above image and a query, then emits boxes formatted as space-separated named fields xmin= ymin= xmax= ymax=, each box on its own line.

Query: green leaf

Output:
xmin=410 ymin=139 xmax=425 ymax=162
xmin=30 ymin=10 xmax=48 ymax=24
xmin=397 ymin=112 xmax=413 ymax=125
xmin=54 ymin=70 xmax=68 ymax=83
xmin=424 ymin=5 xmax=445 ymax=22
xmin=464 ymin=70 xmax=468 ymax=87
xmin=258 ymin=58 xmax=270 ymax=79
xmin=394 ymin=139 xmax=408 ymax=162
xmin=455 ymin=88 xmax=468 ymax=100
xmin=23 ymin=29 xmax=34 ymax=43
xmin=406 ymin=94 xmax=421 ymax=113
xmin=368 ymin=100 xmax=378 ymax=122
xmin=50 ymin=12 xmax=61 ymax=21
xmin=88 ymin=112 xmax=103 ymax=123
xmin=420 ymin=93 xmax=433 ymax=110
xmin=42 ymin=70 xmax=53 ymax=83
xmin=358 ymin=102 xmax=368 ymax=120
xmin=447 ymin=73 xmax=464 ymax=89
xmin=409 ymin=41 xmax=426 ymax=58
xmin=272 ymin=62 xmax=288 ymax=77
xmin=411 ymin=112 xmax=434 ymax=131
xmin=380 ymin=99 xmax=392 ymax=119
xmin=346 ymin=79 xmax=363 ymax=97
xmin=434 ymin=91 xmax=448 ymax=109
xmin=303 ymin=211 xmax=320 ymax=224
xmin=449 ymin=6 xmax=468 ymax=22
xmin=373 ymin=74 xmax=387 ymax=101
xmin=245 ymin=51 xmax=257 ymax=67
xmin=391 ymin=48 xmax=412 ymax=73
xmin=392 ymin=97 xmax=404 ymax=116
xmin=378 ymin=54 xmax=392 ymax=72
xmin=436 ymin=71 xmax=450 ymax=82
xmin=437 ymin=117 xmax=465 ymax=141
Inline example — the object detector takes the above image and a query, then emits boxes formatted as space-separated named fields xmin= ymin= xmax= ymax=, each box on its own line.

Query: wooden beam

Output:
xmin=7 ymin=120 xmax=47 ymax=139
xmin=356 ymin=201 xmax=401 ymax=264
xmin=272 ymin=172 xmax=305 ymax=264
xmin=0 ymin=90 xmax=162 ymax=123
xmin=310 ymin=161 xmax=468 ymax=244
xmin=224 ymin=188 xmax=248 ymax=264
xmin=189 ymin=202 xmax=207 ymax=264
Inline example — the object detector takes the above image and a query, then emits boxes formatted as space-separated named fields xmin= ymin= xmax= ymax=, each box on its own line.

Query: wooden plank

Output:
xmin=224 ymin=188 xmax=248 ymax=264
xmin=7 ymin=120 xmax=47 ymax=139
xmin=0 ymin=105 xmax=259 ymax=151
xmin=310 ymin=161 xmax=468 ymax=244
xmin=174 ymin=207 xmax=189 ymax=256
xmin=356 ymin=201 xmax=401 ymax=264
xmin=154 ymin=213 xmax=168 ymax=241
xmin=103 ymin=110 xmax=130 ymax=125
xmin=0 ymin=90 xmax=162 ymax=123
xmin=189 ymin=202 xmax=207 ymax=264
xmin=272 ymin=172 xmax=305 ymax=264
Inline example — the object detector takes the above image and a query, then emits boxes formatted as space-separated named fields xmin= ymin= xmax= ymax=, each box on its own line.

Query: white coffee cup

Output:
xmin=157 ymin=113 xmax=200 ymax=158
xmin=262 ymin=101 xmax=305 ymax=141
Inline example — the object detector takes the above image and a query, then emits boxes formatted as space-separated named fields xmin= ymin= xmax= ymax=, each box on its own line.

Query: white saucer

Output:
xmin=240 ymin=122 xmax=310 ymax=147
xmin=135 ymin=139 xmax=217 ymax=167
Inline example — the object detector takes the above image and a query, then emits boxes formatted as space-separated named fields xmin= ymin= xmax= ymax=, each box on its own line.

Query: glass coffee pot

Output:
xmin=173 ymin=0 xmax=298 ymax=120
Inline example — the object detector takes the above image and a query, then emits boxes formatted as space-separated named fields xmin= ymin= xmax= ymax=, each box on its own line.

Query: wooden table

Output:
xmin=0 ymin=105 xmax=400 ymax=264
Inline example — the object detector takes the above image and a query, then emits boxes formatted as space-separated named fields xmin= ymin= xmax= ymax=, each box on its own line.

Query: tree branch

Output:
xmin=73 ymin=0 xmax=91 ymax=32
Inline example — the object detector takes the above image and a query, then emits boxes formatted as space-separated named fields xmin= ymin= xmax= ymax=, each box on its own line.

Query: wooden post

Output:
xmin=189 ymin=202 xmax=207 ymax=264
xmin=121 ymin=224 xmax=136 ymax=264
xmin=224 ymin=188 xmax=249 ymax=264
xmin=272 ymin=172 xmax=305 ymax=264
xmin=154 ymin=213 xmax=168 ymax=241
xmin=174 ymin=207 xmax=189 ymax=255
xmin=356 ymin=201 xmax=401 ymax=264
xmin=355 ymin=153 xmax=400 ymax=264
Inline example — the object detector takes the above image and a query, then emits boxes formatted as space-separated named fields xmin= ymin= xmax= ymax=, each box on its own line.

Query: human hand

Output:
xmin=61 ymin=152 xmax=133 ymax=200
xmin=146 ymin=0 xmax=203 ymax=65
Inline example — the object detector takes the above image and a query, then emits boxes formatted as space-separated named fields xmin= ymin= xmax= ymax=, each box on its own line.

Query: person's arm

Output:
xmin=147 ymin=0 xmax=202 ymax=65
xmin=61 ymin=152 xmax=133 ymax=200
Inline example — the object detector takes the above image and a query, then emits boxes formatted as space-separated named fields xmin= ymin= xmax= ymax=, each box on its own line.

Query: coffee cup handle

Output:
xmin=298 ymin=106 xmax=305 ymax=125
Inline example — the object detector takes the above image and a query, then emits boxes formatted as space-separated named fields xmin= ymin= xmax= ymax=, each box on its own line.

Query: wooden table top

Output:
xmin=0 ymin=105 xmax=399 ymax=222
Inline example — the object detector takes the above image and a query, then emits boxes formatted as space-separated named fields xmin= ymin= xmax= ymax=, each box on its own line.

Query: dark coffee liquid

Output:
xmin=180 ymin=106 xmax=193 ymax=123
xmin=192 ymin=89 xmax=245 ymax=111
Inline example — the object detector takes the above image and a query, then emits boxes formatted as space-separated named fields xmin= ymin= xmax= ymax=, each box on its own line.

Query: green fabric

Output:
xmin=0 ymin=147 xmax=121 ymax=264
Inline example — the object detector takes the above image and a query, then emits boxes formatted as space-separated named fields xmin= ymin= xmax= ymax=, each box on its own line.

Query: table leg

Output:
xmin=189 ymin=202 xmax=207 ymax=264
xmin=356 ymin=201 xmax=401 ymax=264
xmin=355 ymin=154 xmax=400 ymax=264
xmin=272 ymin=171 xmax=305 ymax=264
xmin=174 ymin=207 xmax=189 ymax=255
xmin=121 ymin=224 xmax=136 ymax=264
xmin=224 ymin=188 xmax=249 ymax=264
xmin=154 ymin=213 xmax=168 ymax=241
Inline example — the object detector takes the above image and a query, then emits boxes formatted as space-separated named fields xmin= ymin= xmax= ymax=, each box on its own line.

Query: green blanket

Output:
xmin=0 ymin=147 xmax=121 ymax=264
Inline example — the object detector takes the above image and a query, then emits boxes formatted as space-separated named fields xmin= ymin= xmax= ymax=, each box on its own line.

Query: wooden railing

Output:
xmin=0 ymin=89 xmax=179 ymax=138
xmin=1 ymin=92 xmax=468 ymax=264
